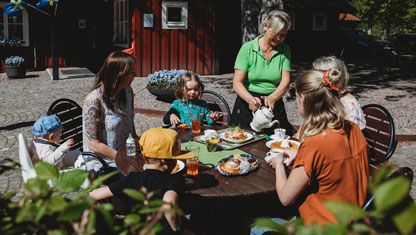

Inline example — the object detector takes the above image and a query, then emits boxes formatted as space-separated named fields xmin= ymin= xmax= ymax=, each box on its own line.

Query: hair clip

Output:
xmin=323 ymin=69 xmax=339 ymax=91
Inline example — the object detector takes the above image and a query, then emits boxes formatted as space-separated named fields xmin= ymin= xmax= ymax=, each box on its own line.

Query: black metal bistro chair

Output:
xmin=201 ymin=90 xmax=232 ymax=125
xmin=361 ymin=104 xmax=398 ymax=167
xmin=46 ymin=98 xmax=115 ymax=180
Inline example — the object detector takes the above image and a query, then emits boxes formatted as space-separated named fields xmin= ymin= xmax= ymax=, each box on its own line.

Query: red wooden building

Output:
xmin=1 ymin=0 xmax=359 ymax=76
xmin=129 ymin=0 xmax=241 ymax=76
xmin=1 ymin=0 xmax=242 ymax=76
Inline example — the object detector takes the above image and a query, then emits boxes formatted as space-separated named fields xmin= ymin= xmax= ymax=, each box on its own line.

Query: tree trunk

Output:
xmin=241 ymin=0 xmax=283 ymax=43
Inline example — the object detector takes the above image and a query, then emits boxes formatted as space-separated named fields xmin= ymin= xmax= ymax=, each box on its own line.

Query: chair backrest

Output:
xmin=363 ymin=166 xmax=414 ymax=210
xmin=18 ymin=133 xmax=37 ymax=183
xmin=47 ymin=98 xmax=83 ymax=151
xmin=362 ymin=104 xmax=398 ymax=165
xmin=201 ymin=90 xmax=231 ymax=125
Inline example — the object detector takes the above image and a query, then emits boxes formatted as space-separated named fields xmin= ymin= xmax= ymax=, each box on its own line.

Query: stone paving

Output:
xmin=0 ymin=68 xmax=415 ymax=201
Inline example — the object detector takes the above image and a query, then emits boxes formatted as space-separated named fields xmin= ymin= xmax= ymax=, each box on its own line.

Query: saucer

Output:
xmin=270 ymin=134 xmax=290 ymax=140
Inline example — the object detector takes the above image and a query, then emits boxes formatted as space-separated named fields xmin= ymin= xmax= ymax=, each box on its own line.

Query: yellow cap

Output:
xmin=139 ymin=128 xmax=195 ymax=159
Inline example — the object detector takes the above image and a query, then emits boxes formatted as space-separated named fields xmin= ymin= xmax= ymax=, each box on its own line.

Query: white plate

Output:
xmin=219 ymin=132 xmax=253 ymax=144
xmin=143 ymin=160 xmax=185 ymax=174
xmin=171 ymin=160 xmax=185 ymax=174
xmin=266 ymin=139 xmax=300 ymax=150
xmin=269 ymin=134 xmax=290 ymax=140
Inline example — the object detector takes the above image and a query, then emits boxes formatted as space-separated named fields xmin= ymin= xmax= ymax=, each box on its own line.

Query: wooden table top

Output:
xmin=115 ymin=126 xmax=288 ymax=198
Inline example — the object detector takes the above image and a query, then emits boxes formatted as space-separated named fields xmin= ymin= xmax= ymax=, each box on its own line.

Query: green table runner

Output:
xmin=181 ymin=141 xmax=248 ymax=166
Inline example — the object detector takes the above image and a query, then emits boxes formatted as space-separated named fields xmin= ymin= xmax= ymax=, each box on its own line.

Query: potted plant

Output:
xmin=146 ymin=69 xmax=189 ymax=101
xmin=4 ymin=56 xmax=26 ymax=79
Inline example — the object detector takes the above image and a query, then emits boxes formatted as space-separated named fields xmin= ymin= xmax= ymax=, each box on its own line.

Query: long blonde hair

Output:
xmin=312 ymin=56 xmax=350 ymax=96
xmin=295 ymin=69 xmax=346 ymax=142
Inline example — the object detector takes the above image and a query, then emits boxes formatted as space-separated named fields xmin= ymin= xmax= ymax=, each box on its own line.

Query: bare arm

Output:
xmin=162 ymin=190 xmax=181 ymax=232
xmin=269 ymin=156 xmax=309 ymax=206
xmin=89 ymin=186 xmax=113 ymax=201
xmin=84 ymin=94 xmax=117 ymax=160
xmin=130 ymin=87 xmax=138 ymax=139
xmin=262 ymin=70 xmax=291 ymax=109
xmin=233 ymin=69 xmax=261 ymax=111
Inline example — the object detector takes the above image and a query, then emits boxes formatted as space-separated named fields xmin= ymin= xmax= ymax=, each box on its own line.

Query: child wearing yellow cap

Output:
xmin=90 ymin=127 xmax=194 ymax=234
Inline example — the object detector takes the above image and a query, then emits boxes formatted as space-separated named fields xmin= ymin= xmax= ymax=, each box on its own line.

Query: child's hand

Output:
xmin=207 ymin=112 xmax=222 ymax=121
xmin=170 ymin=114 xmax=180 ymax=125
xmin=65 ymin=139 xmax=74 ymax=148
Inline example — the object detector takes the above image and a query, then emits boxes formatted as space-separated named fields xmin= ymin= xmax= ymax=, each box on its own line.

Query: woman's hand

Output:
xmin=268 ymin=155 xmax=284 ymax=169
xmin=248 ymin=97 xmax=262 ymax=111
xmin=260 ymin=94 xmax=278 ymax=110
xmin=283 ymin=149 xmax=298 ymax=166
xmin=207 ymin=112 xmax=223 ymax=121
xmin=170 ymin=114 xmax=180 ymax=125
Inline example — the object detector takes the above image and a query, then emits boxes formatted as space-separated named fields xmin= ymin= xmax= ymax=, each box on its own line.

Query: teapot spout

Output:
xmin=267 ymin=120 xmax=279 ymax=128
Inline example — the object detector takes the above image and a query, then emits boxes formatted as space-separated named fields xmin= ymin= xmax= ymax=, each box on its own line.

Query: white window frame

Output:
xmin=313 ymin=12 xmax=327 ymax=31
xmin=162 ymin=1 xmax=188 ymax=29
xmin=113 ymin=0 xmax=129 ymax=48
xmin=0 ymin=2 xmax=30 ymax=46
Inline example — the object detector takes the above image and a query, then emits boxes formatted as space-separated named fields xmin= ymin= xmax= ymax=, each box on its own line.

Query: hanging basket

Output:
xmin=5 ymin=65 xmax=26 ymax=79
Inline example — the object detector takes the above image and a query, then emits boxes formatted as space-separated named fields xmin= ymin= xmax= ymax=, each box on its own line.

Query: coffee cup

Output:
xmin=265 ymin=149 xmax=284 ymax=162
xmin=274 ymin=128 xmax=286 ymax=140
xmin=204 ymin=129 xmax=217 ymax=139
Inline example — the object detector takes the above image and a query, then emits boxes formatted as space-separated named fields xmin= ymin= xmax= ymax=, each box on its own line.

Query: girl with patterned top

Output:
xmin=312 ymin=56 xmax=366 ymax=129
xmin=163 ymin=72 xmax=222 ymax=126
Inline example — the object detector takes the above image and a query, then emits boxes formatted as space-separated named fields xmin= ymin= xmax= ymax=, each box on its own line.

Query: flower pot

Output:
xmin=147 ymin=86 xmax=176 ymax=102
xmin=5 ymin=65 xmax=26 ymax=79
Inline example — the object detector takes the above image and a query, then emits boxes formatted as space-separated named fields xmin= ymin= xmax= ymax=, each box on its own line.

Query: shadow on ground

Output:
xmin=0 ymin=121 xmax=35 ymax=131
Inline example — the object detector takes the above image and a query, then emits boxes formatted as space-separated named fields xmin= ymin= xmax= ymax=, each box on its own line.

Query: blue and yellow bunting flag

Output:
xmin=36 ymin=0 xmax=58 ymax=8
xmin=3 ymin=0 xmax=28 ymax=15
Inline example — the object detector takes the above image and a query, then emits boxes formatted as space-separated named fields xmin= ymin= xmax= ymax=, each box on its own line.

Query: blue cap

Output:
xmin=32 ymin=115 xmax=63 ymax=136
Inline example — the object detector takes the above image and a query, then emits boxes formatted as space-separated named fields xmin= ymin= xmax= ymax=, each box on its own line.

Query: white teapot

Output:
xmin=250 ymin=106 xmax=279 ymax=132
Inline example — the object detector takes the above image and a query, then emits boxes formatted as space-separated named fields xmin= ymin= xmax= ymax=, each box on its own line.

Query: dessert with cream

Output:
xmin=270 ymin=140 xmax=299 ymax=150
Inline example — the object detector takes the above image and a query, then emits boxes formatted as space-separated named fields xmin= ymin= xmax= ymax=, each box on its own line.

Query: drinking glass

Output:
xmin=187 ymin=146 xmax=199 ymax=175
xmin=191 ymin=113 xmax=201 ymax=134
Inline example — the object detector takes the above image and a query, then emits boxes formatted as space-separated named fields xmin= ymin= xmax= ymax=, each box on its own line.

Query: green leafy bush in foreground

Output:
xmin=0 ymin=161 xmax=180 ymax=235
xmin=252 ymin=165 xmax=416 ymax=235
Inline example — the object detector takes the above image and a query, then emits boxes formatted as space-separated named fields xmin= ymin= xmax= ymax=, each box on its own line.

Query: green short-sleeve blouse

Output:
xmin=234 ymin=35 xmax=291 ymax=95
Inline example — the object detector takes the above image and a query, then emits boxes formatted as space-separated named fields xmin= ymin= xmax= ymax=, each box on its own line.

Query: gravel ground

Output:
xmin=133 ymin=63 xmax=416 ymax=135
xmin=1 ymin=62 xmax=415 ymax=200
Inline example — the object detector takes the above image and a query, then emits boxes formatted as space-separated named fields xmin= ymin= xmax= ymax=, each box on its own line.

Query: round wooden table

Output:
xmin=115 ymin=126 xmax=294 ymax=234
xmin=115 ymin=126 xmax=280 ymax=198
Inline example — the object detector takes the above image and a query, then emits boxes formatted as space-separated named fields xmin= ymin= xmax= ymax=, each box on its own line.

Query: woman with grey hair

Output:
xmin=231 ymin=10 xmax=296 ymax=136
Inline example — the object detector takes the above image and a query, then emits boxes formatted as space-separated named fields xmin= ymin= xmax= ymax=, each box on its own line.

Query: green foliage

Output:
xmin=349 ymin=0 xmax=416 ymax=35
xmin=251 ymin=165 xmax=416 ymax=234
xmin=0 ymin=161 xmax=180 ymax=234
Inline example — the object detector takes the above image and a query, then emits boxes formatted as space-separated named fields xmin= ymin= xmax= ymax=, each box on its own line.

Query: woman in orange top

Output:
xmin=268 ymin=69 xmax=369 ymax=225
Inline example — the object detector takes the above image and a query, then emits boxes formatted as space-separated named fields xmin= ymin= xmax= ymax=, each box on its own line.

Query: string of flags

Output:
xmin=3 ymin=0 xmax=59 ymax=15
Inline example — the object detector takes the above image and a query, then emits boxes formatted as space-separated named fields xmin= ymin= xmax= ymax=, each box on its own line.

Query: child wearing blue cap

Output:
xmin=31 ymin=115 xmax=81 ymax=168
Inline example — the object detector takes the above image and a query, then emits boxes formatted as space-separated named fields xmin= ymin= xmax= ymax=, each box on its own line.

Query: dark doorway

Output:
xmin=214 ymin=0 xmax=242 ymax=74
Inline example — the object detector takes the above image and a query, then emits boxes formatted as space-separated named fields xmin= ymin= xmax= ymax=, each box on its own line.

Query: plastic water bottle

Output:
xmin=126 ymin=133 xmax=136 ymax=157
